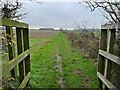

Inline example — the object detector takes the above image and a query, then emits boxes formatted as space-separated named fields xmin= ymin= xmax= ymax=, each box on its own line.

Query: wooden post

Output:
xmin=104 ymin=29 xmax=116 ymax=89
xmin=23 ymin=28 xmax=30 ymax=74
xmin=98 ymin=29 xmax=107 ymax=89
xmin=16 ymin=28 xmax=25 ymax=83
xmin=6 ymin=26 xmax=15 ymax=78
xmin=117 ymin=29 xmax=120 ymax=56
xmin=23 ymin=28 xmax=30 ymax=88
xmin=117 ymin=29 xmax=120 ymax=89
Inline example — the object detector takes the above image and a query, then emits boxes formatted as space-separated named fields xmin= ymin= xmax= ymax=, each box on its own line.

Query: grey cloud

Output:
xmin=22 ymin=2 xmax=105 ymax=28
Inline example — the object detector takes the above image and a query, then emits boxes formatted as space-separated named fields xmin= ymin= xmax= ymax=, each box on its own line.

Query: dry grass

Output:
xmin=64 ymin=31 xmax=99 ymax=59
xmin=30 ymin=29 xmax=57 ymax=39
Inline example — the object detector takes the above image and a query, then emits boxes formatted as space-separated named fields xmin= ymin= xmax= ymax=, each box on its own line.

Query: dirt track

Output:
xmin=55 ymin=50 xmax=65 ymax=88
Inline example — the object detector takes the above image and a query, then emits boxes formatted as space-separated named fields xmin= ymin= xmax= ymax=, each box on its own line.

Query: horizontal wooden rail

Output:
xmin=101 ymin=22 xmax=120 ymax=29
xmin=18 ymin=72 xmax=31 ymax=89
xmin=0 ymin=18 xmax=28 ymax=28
xmin=1 ymin=50 xmax=30 ymax=78
xmin=99 ymin=50 xmax=120 ymax=65
xmin=97 ymin=72 xmax=116 ymax=89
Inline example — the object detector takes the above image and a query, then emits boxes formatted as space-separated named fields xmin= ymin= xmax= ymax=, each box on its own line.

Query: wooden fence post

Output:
xmin=16 ymin=28 xmax=25 ymax=83
xmin=98 ymin=29 xmax=107 ymax=89
xmin=103 ymin=29 xmax=116 ymax=89
xmin=118 ymin=30 xmax=120 ymax=56
xmin=23 ymin=28 xmax=30 ymax=88
xmin=6 ymin=26 xmax=16 ymax=78
xmin=117 ymin=29 xmax=120 ymax=89
xmin=23 ymin=28 xmax=30 ymax=74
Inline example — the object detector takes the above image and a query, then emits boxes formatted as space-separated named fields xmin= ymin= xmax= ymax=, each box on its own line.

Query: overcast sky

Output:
xmin=21 ymin=2 xmax=106 ymax=29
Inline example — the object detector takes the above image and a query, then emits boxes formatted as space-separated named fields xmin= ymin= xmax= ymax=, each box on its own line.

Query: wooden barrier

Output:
xmin=0 ymin=18 xmax=30 ymax=89
xmin=98 ymin=23 xmax=120 ymax=90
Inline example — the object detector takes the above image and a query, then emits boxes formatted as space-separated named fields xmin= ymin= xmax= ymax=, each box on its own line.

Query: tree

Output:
xmin=81 ymin=0 xmax=120 ymax=23
xmin=0 ymin=0 xmax=27 ymax=20
xmin=0 ymin=0 xmax=42 ymax=20
xmin=82 ymin=0 xmax=120 ymax=55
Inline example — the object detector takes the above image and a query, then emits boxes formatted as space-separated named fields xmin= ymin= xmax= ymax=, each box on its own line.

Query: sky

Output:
xmin=21 ymin=1 xmax=106 ymax=29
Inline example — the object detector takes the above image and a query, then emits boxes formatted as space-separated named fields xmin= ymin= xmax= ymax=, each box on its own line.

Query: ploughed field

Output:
xmin=29 ymin=29 xmax=98 ymax=88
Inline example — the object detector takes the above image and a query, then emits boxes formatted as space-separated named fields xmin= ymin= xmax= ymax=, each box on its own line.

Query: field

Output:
xmin=29 ymin=30 xmax=98 ymax=88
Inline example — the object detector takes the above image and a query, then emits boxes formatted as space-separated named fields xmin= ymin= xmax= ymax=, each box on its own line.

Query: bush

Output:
xmin=64 ymin=31 xmax=99 ymax=59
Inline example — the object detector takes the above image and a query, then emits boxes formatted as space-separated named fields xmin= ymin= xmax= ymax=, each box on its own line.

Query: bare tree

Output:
xmin=81 ymin=0 xmax=120 ymax=23
xmin=74 ymin=20 xmax=90 ymax=32
xmin=81 ymin=1 xmax=120 ymax=89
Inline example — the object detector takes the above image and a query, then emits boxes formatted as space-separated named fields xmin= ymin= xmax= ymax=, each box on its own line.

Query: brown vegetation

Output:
xmin=30 ymin=29 xmax=57 ymax=39
xmin=64 ymin=31 xmax=99 ymax=59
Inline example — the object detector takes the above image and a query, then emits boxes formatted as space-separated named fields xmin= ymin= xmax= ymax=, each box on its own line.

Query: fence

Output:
xmin=98 ymin=22 xmax=120 ymax=89
xmin=0 ymin=18 xmax=30 ymax=89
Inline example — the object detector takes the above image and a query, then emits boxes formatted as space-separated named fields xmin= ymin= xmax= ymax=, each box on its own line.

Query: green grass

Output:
xmin=29 ymin=38 xmax=40 ymax=47
xmin=30 ymin=31 xmax=98 ymax=88
xmin=93 ymin=31 xmax=101 ymax=38
xmin=30 ymin=33 xmax=59 ymax=87
xmin=58 ymin=32 xmax=98 ymax=87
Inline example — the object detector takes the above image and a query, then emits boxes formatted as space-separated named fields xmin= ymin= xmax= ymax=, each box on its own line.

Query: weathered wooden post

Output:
xmin=103 ymin=29 xmax=116 ymax=89
xmin=23 ymin=28 xmax=30 ymax=75
xmin=23 ymin=28 xmax=30 ymax=88
xmin=98 ymin=29 xmax=107 ymax=89
xmin=6 ymin=26 xmax=16 ymax=78
xmin=16 ymin=28 xmax=25 ymax=83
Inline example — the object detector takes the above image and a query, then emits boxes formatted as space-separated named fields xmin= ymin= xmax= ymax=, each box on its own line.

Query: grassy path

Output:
xmin=30 ymin=32 xmax=98 ymax=88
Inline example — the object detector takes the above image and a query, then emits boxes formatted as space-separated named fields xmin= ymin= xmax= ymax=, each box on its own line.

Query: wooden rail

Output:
xmin=101 ymin=22 xmax=120 ymax=29
xmin=18 ymin=72 xmax=31 ymax=89
xmin=0 ymin=18 xmax=28 ymax=28
xmin=98 ymin=23 xmax=120 ymax=90
xmin=2 ymin=50 xmax=30 ymax=78
xmin=97 ymin=72 xmax=116 ymax=89
xmin=0 ymin=17 xmax=30 ymax=89
xmin=99 ymin=50 xmax=120 ymax=65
